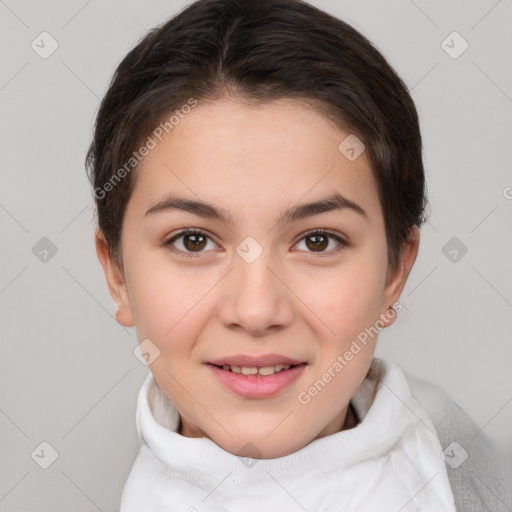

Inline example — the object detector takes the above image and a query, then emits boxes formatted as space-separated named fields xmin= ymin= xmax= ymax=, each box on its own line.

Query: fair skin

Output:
xmin=96 ymin=97 xmax=419 ymax=459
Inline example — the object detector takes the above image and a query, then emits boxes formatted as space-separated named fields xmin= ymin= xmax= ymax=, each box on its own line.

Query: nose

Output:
xmin=216 ymin=251 xmax=294 ymax=336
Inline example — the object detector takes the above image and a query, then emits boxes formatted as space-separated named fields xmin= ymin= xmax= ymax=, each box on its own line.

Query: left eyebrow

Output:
xmin=144 ymin=192 xmax=368 ymax=224
xmin=275 ymin=192 xmax=369 ymax=225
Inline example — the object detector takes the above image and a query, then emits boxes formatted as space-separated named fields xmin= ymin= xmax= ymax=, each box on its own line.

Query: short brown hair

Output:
xmin=86 ymin=0 xmax=428 ymax=276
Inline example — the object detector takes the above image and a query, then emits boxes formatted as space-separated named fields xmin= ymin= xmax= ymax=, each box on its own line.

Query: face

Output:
xmin=96 ymin=97 xmax=419 ymax=459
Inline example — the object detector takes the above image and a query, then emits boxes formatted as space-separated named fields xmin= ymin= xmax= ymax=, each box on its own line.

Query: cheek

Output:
xmin=304 ymin=262 xmax=384 ymax=346
xmin=124 ymin=251 xmax=206 ymax=343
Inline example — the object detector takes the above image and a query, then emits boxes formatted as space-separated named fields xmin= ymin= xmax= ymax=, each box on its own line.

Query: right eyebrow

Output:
xmin=144 ymin=196 xmax=233 ymax=224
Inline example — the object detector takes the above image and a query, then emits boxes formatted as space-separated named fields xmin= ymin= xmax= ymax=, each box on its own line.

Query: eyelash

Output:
xmin=163 ymin=228 xmax=348 ymax=259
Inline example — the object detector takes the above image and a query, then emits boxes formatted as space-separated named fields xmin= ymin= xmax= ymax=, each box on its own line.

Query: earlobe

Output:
xmin=380 ymin=226 xmax=420 ymax=327
xmin=94 ymin=228 xmax=134 ymax=327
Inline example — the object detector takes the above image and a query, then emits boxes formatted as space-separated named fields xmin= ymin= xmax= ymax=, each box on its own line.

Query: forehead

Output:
xmin=129 ymin=97 xmax=382 ymax=224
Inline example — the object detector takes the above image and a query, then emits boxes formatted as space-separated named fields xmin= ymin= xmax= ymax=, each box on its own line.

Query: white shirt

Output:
xmin=120 ymin=358 xmax=456 ymax=511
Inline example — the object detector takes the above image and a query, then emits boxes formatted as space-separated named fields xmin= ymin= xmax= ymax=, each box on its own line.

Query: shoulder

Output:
xmin=403 ymin=370 xmax=512 ymax=511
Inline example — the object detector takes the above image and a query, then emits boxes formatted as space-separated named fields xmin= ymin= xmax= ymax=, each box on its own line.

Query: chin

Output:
xmin=210 ymin=426 xmax=309 ymax=459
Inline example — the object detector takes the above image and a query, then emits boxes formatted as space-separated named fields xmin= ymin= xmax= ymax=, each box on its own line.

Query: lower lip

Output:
xmin=207 ymin=363 xmax=307 ymax=398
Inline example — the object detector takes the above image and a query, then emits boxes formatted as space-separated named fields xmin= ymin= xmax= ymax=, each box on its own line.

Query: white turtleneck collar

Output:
xmin=120 ymin=358 xmax=456 ymax=511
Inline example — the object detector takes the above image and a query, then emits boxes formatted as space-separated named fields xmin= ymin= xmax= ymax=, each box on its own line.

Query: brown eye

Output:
xmin=182 ymin=232 xmax=207 ymax=251
xmin=165 ymin=229 xmax=216 ymax=258
xmin=305 ymin=233 xmax=329 ymax=252
xmin=295 ymin=229 xmax=347 ymax=254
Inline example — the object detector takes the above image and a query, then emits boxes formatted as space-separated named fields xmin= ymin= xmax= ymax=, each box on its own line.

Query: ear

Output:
xmin=379 ymin=226 xmax=420 ymax=327
xmin=94 ymin=227 xmax=134 ymax=327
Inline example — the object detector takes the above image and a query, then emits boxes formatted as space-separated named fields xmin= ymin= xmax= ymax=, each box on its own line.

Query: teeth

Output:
xmin=220 ymin=363 xmax=296 ymax=375
xmin=258 ymin=366 xmax=276 ymax=376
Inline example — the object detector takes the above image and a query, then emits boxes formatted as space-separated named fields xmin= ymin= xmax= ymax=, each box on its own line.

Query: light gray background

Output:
xmin=1 ymin=0 xmax=511 ymax=510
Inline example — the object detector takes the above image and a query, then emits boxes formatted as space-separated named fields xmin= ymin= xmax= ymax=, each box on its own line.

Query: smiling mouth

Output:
xmin=207 ymin=360 xmax=307 ymax=398
xmin=209 ymin=362 xmax=306 ymax=376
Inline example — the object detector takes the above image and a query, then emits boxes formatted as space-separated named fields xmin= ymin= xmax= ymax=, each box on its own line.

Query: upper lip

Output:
xmin=208 ymin=353 xmax=305 ymax=367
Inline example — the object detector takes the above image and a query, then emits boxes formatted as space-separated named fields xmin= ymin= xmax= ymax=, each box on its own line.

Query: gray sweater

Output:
xmin=406 ymin=372 xmax=512 ymax=511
